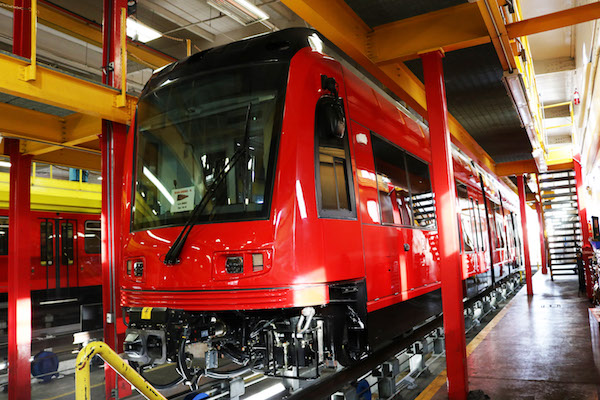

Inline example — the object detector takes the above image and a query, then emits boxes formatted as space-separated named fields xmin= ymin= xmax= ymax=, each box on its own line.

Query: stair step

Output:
xmin=542 ymin=200 xmax=578 ymax=206
xmin=544 ymin=209 xmax=578 ymax=214
xmin=540 ymin=185 xmax=576 ymax=192
xmin=542 ymin=192 xmax=578 ymax=199
xmin=540 ymin=170 xmax=575 ymax=178
xmin=548 ymin=237 xmax=581 ymax=242
xmin=551 ymin=259 xmax=578 ymax=264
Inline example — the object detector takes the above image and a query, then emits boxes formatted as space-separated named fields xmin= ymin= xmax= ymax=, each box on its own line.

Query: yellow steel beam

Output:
xmin=0 ymin=0 xmax=174 ymax=69
xmin=476 ymin=0 xmax=517 ymax=71
xmin=0 ymin=102 xmax=63 ymax=140
xmin=0 ymin=103 xmax=102 ymax=152
xmin=31 ymin=148 xmax=100 ymax=170
xmin=281 ymin=0 xmax=497 ymax=173
xmin=506 ymin=2 xmax=600 ymax=39
xmin=370 ymin=3 xmax=490 ymax=65
xmin=0 ymin=52 xmax=135 ymax=124
xmin=496 ymin=159 xmax=538 ymax=176
xmin=0 ymin=142 xmax=100 ymax=170
xmin=23 ymin=135 xmax=100 ymax=156
xmin=547 ymin=160 xmax=574 ymax=171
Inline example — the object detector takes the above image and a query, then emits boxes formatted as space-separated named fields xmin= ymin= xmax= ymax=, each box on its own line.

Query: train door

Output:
xmin=40 ymin=218 xmax=77 ymax=295
xmin=456 ymin=182 xmax=477 ymax=278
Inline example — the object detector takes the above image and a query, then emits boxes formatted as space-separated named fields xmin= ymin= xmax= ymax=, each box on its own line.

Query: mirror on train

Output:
xmin=319 ymin=74 xmax=346 ymax=139
xmin=318 ymin=97 xmax=346 ymax=139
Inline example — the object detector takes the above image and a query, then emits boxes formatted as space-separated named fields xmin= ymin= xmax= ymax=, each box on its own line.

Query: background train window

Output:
xmin=40 ymin=221 xmax=54 ymax=266
xmin=491 ymin=203 xmax=505 ymax=248
xmin=406 ymin=154 xmax=436 ymax=229
xmin=371 ymin=135 xmax=411 ymax=225
xmin=476 ymin=200 xmax=487 ymax=251
xmin=470 ymin=198 xmax=483 ymax=251
xmin=315 ymin=98 xmax=355 ymax=219
xmin=84 ymin=220 xmax=101 ymax=254
xmin=61 ymin=222 xmax=74 ymax=265
xmin=0 ymin=217 xmax=8 ymax=255
xmin=456 ymin=183 xmax=474 ymax=252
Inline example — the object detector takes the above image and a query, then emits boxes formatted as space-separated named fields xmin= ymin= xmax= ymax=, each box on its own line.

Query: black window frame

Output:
xmin=61 ymin=222 xmax=74 ymax=266
xmin=0 ymin=216 xmax=8 ymax=256
xmin=371 ymin=132 xmax=436 ymax=230
xmin=40 ymin=220 xmax=54 ymax=267
xmin=84 ymin=220 xmax=101 ymax=254
xmin=314 ymin=96 xmax=356 ymax=220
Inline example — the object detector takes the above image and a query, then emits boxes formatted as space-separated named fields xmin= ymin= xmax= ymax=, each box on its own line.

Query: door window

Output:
xmin=84 ymin=220 xmax=101 ymax=254
xmin=314 ymin=97 xmax=355 ymax=219
xmin=40 ymin=221 xmax=54 ymax=266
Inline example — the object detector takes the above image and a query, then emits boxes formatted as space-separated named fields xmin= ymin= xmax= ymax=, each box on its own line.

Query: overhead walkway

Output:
xmin=422 ymin=271 xmax=600 ymax=399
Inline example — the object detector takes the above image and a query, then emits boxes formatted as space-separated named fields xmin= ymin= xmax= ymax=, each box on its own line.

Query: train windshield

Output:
xmin=132 ymin=62 xmax=287 ymax=230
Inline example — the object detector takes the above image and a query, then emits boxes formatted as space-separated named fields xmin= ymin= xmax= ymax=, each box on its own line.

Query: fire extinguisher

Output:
xmin=574 ymin=89 xmax=581 ymax=105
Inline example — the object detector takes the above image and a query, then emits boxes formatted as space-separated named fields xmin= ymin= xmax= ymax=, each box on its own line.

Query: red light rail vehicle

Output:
xmin=120 ymin=28 xmax=524 ymax=384
xmin=0 ymin=165 xmax=102 ymax=361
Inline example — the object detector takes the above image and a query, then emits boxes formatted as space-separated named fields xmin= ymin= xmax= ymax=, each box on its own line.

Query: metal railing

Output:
xmin=75 ymin=341 xmax=166 ymax=400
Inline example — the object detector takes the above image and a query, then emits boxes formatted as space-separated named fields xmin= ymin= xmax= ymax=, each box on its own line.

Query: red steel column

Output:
xmin=5 ymin=139 xmax=33 ymax=400
xmin=573 ymin=154 xmax=593 ymax=299
xmin=535 ymin=201 xmax=548 ymax=274
xmin=12 ymin=0 xmax=31 ymax=58
xmin=10 ymin=2 xmax=33 ymax=399
xmin=535 ymin=174 xmax=548 ymax=274
xmin=102 ymin=0 xmax=130 ymax=398
xmin=517 ymin=175 xmax=533 ymax=295
xmin=421 ymin=50 xmax=468 ymax=400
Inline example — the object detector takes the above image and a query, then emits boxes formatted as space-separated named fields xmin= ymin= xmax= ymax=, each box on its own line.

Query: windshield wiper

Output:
xmin=163 ymin=104 xmax=252 ymax=265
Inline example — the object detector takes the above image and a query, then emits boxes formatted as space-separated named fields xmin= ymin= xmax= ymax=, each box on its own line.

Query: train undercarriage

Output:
xmin=123 ymin=281 xmax=369 ymax=387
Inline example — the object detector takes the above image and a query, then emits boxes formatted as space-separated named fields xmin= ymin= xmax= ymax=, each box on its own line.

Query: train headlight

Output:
xmin=252 ymin=253 xmax=264 ymax=272
xmin=225 ymin=256 xmax=243 ymax=274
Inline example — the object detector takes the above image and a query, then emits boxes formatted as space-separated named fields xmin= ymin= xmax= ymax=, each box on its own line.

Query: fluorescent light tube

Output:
xmin=126 ymin=17 xmax=162 ymax=43
xmin=207 ymin=0 xmax=269 ymax=26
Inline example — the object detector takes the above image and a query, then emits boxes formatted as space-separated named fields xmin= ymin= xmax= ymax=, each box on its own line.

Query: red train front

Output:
xmin=120 ymin=28 xmax=522 ymax=382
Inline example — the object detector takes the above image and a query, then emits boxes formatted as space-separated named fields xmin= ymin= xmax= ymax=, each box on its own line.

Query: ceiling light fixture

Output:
xmin=207 ymin=0 xmax=269 ymax=26
xmin=502 ymin=71 xmax=547 ymax=172
xmin=126 ymin=17 xmax=162 ymax=43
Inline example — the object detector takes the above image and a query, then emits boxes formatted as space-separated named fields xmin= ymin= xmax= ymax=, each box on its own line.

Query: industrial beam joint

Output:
xmin=370 ymin=2 xmax=490 ymax=65
xmin=0 ymin=51 xmax=136 ymax=124
xmin=506 ymin=2 xmax=600 ymax=39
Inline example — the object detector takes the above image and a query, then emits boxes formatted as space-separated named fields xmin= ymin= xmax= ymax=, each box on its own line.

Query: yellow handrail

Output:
xmin=75 ymin=341 xmax=167 ymax=400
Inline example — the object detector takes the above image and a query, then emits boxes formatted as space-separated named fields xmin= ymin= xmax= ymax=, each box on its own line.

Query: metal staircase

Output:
xmin=538 ymin=170 xmax=582 ymax=279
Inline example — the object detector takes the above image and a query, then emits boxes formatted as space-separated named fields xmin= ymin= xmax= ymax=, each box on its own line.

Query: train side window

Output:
xmin=371 ymin=135 xmax=411 ymax=225
xmin=61 ymin=223 xmax=74 ymax=266
xmin=456 ymin=183 xmax=474 ymax=252
xmin=314 ymin=97 xmax=355 ymax=219
xmin=84 ymin=220 xmax=101 ymax=254
xmin=406 ymin=154 xmax=436 ymax=229
xmin=470 ymin=198 xmax=482 ymax=251
xmin=0 ymin=217 xmax=7 ymax=256
xmin=476 ymin=200 xmax=486 ymax=251
xmin=40 ymin=221 xmax=54 ymax=266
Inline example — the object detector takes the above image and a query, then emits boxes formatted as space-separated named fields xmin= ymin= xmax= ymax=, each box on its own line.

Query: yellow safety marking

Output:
xmin=42 ymin=382 xmax=104 ymax=400
xmin=415 ymin=294 xmax=517 ymax=400
xmin=141 ymin=307 xmax=153 ymax=320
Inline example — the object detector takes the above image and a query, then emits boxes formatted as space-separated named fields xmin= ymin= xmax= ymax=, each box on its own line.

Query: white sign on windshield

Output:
xmin=170 ymin=186 xmax=195 ymax=213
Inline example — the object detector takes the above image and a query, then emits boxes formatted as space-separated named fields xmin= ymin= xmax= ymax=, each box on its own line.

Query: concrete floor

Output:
xmin=431 ymin=271 xmax=600 ymax=400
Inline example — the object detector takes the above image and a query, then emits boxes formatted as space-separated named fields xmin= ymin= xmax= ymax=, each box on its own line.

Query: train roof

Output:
xmin=141 ymin=27 xmax=320 ymax=97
